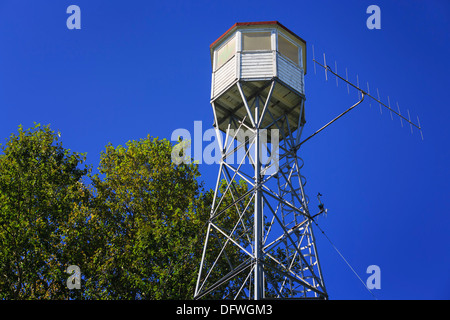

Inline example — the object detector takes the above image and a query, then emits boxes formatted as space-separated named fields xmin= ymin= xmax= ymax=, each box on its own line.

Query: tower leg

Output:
xmin=254 ymin=97 xmax=263 ymax=300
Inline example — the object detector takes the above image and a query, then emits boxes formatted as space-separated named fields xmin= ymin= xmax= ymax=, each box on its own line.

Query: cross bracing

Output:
xmin=194 ymin=80 xmax=327 ymax=300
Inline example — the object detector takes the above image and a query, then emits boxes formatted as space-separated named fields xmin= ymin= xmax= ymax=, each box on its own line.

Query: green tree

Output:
xmin=0 ymin=124 xmax=89 ymax=299
xmin=82 ymin=136 xmax=251 ymax=299
xmin=79 ymin=136 xmax=210 ymax=299
xmin=0 ymin=125 xmax=250 ymax=299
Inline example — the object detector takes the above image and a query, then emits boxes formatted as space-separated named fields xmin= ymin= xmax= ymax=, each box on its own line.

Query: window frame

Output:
xmin=241 ymin=30 xmax=273 ymax=52
xmin=277 ymin=32 xmax=301 ymax=66
xmin=214 ymin=33 xmax=237 ymax=71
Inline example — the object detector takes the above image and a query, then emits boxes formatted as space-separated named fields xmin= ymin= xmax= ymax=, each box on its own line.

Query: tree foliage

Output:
xmin=84 ymin=137 xmax=211 ymax=299
xmin=0 ymin=124 xmax=89 ymax=299
xmin=0 ymin=125 xmax=248 ymax=299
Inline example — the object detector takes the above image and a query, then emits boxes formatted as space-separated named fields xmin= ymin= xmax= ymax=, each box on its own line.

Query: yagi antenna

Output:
xmin=366 ymin=82 xmax=371 ymax=108
xmin=335 ymin=61 xmax=338 ymax=87
xmin=376 ymin=88 xmax=382 ymax=115
xmin=309 ymin=56 xmax=423 ymax=141
xmin=312 ymin=44 xmax=317 ymax=74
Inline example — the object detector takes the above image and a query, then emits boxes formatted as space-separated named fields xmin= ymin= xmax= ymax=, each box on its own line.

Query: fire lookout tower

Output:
xmin=194 ymin=21 xmax=328 ymax=300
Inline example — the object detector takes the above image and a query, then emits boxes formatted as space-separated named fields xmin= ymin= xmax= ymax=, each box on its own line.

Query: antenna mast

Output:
xmin=310 ymin=55 xmax=423 ymax=140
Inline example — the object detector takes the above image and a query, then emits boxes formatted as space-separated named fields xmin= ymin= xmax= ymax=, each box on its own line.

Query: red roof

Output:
xmin=210 ymin=21 xmax=306 ymax=49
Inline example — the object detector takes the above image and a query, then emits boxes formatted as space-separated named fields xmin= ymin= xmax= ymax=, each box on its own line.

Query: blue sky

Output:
xmin=0 ymin=0 xmax=449 ymax=299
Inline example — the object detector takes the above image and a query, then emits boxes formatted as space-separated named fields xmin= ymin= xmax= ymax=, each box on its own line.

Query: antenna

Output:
xmin=366 ymin=82 xmax=371 ymax=108
xmin=335 ymin=61 xmax=338 ymax=87
xmin=377 ymin=88 xmax=382 ymax=115
xmin=397 ymin=102 xmax=403 ymax=128
xmin=312 ymin=44 xmax=317 ymax=74
xmin=388 ymin=96 xmax=393 ymax=120
xmin=345 ymin=67 xmax=349 ymax=94
xmin=356 ymin=74 xmax=360 ymax=99
xmin=310 ymin=56 xmax=423 ymax=140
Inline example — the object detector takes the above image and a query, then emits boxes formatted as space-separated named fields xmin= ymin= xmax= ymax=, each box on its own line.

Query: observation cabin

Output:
xmin=210 ymin=21 xmax=307 ymax=139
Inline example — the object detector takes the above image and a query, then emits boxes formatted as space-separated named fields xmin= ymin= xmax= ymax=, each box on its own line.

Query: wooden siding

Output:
xmin=240 ymin=52 xmax=274 ymax=79
xmin=211 ymin=52 xmax=304 ymax=100
xmin=212 ymin=55 xmax=237 ymax=98
xmin=277 ymin=54 xmax=304 ymax=95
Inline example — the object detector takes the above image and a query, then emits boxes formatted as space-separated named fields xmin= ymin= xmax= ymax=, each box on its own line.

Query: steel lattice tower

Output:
xmin=194 ymin=21 xmax=328 ymax=300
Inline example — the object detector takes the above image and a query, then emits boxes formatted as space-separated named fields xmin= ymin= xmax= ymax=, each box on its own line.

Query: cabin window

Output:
xmin=242 ymin=32 xmax=272 ymax=51
xmin=216 ymin=35 xmax=236 ymax=70
xmin=278 ymin=35 xmax=299 ymax=65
